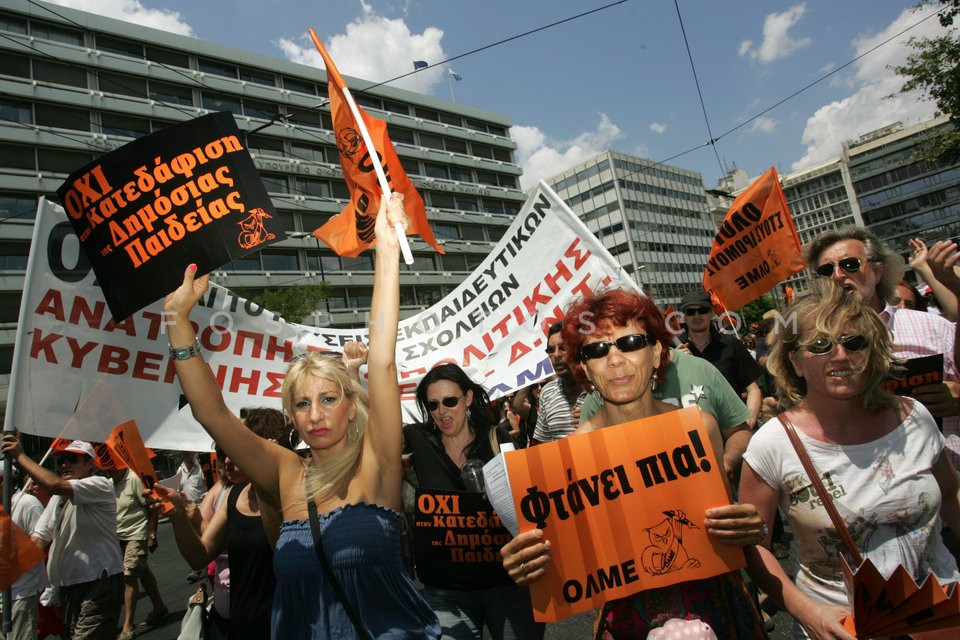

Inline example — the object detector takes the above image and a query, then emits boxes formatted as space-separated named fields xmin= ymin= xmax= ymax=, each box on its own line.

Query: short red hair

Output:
xmin=561 ymin=289 xmax=672 ymax=391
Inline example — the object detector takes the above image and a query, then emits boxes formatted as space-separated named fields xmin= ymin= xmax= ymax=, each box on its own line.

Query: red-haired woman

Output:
xmin=500 ymin=290 xmax=768 ymax=638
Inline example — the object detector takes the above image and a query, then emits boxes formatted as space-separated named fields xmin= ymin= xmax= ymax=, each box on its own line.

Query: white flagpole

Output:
xmin=447 ymin=72 xmax=456 ymax=102
xmin=338 ymin=87 xmax=414 ymax=265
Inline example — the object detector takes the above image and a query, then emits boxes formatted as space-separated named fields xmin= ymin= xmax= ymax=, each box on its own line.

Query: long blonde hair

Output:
xmin=281 ymin=352 xmax=369 ymax=503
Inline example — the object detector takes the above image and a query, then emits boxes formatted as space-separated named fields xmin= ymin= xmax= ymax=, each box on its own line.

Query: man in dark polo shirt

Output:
xmin=678 ymin=289 xmax=762 ymax=429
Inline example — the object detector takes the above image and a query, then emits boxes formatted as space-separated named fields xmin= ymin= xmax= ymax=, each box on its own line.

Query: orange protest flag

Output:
xmin=663 ymin=304 xmax=682 ymax=335
xmin=702 ymin=167 xmax=805 ymax=310
xmin=307 ymin=28 xmax=443 ymax=257
xmin=51 ymin=437 xmax=155 ymax=470
xmin=105 ymin=420 xmax=173 ymax=514
xmin=0 ymin=504 xmax=45 ymax=591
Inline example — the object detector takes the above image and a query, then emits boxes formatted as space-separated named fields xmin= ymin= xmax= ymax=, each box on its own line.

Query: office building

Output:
xmin=546 ymin=150 xmax=713 ymax=306
xmin=0 ymin=0 xmax=527 ymax=405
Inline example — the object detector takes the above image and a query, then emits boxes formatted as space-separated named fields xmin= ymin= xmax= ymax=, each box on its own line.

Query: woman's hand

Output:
xmin=342 ymin=341 xmax=368 ymax=373
xmin=147 ymin=484 xmax=187 ymax=517
xmin=501 ymin=529 xmax=552 ymax=585
xmin=163 ymin=263 xmax=209 ymax=327
xmin=374 ymin=193 xmax=409 ymax=252
xmin=796 ymin=602 xmax=856 ymax=640
xmin=704 ymin=502 xmax=767 ymax=546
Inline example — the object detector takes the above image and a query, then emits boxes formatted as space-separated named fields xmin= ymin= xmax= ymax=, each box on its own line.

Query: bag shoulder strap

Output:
xmin=777 ymin=414 xmax=863 ymax=565
xmin=306 ymin=492 xmax=373 ymax=640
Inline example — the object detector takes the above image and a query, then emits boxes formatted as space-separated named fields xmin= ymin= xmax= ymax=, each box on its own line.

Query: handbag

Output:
xmin=177 ymin=583 xmax=208 ymax=640
xmin=307 ymin=495 xmax=373 ymax=640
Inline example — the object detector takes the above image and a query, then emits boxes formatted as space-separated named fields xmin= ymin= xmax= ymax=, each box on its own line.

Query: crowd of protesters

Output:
xmin=2 ymin=213 xmax=959 ymax=640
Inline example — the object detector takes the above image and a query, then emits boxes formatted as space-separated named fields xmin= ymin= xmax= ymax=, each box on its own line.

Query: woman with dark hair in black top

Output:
xmin=404 ymin=363 xmax=542 ymax=640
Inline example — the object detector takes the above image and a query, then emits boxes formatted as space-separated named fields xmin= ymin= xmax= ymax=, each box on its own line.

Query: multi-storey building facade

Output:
xmin=546 ymin=151 xmax=713 ymax=307
xmin=0 ymin=0 xmax=527 ymax=403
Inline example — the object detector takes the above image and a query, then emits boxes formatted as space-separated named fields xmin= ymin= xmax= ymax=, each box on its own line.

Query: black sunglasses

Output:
xmin=545 ymin=343 xmax=566 ymax=355
xmin=580 ymin=334 xmax=653 ymax=360
xmin=427 ymin=396 xmax=463 ymax=412
xmin=683 ymin=306 xmax=712 ymax=316
xmin=57 ymin=453 xmax=83 ymax=464
xmin=815 ymin=257 xmax=862 ymax=278
xmin=802 ymin=334 xmax=869 ymax=356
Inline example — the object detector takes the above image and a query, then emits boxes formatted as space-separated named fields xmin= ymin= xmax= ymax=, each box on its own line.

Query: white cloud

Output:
xmin=45 ymin=0 xmax=193 ymax=35
xmin=649 ymin=122 xmax=667 ymax=135
xmin=513 ymin=114 xmax=623 ymax=190
xmin=792 ymin=7 xmax=949 ymax=170
xmin=744 ymin=4 xmax=812 ymax=63
xmin=274 ymin=8 xmax=446 ymax=93
xmin=747 ymin=116 xmax=777 ymax=134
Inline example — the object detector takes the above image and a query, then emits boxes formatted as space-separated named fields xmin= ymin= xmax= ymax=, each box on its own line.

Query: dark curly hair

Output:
xmin=415 ymin=363 xmax=497 ymax=449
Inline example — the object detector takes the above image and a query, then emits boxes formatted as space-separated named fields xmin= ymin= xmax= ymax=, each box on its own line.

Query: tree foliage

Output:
xmin=252 ymin=283 xmax=330 ymax=324
xmin=895 ymin=1 xmax=960 ymax=163
xmin=736 ymin=295 xmax=777 ymax=329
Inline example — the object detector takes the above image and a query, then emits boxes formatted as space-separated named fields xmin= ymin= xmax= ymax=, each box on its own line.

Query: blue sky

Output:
xmin=43 ymin=0 xmax=955 ymax=189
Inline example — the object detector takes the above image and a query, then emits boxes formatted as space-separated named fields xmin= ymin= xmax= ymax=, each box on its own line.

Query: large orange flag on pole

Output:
xmin=308 ymin=29 xmax=442 ymax=262
xmin=0 ymin=504 xmax=44 ymax=591
xmin=702 ymin=167 xmax=805 ymax=310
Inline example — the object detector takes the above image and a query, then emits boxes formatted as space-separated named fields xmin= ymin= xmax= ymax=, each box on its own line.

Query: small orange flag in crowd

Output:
xmin=0 ymin=504 xmax=45 ymax=591
xmin=51 ymin=436 xmax=155 ymax=471
xmin=104 ymin=420 xmax=173 ymax=514
xmin=308 ymin=29 xmax=443 ymax=257
xmin=702 ymin=167 xmax=805 ymax=310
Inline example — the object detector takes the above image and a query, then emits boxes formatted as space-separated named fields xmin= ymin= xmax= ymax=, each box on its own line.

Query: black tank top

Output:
xmin=225 ymin=483 xmax=275 ymax=639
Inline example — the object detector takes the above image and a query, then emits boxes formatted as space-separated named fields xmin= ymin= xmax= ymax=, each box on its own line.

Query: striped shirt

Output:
xmin=533 ymin=378 xmax=586 ymax=443
xmin=880 ymin=303 xmax=959 ymax=466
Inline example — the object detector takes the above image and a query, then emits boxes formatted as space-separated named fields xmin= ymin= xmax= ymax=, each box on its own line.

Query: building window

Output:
xmin=400 ymin=158 xmax=420 ymax=176
xmin=449 ymin=166 xmax=472 ymax=182
xmin=198 ymin=58 xmax=237 ymax=79
xmin=0 ymin=291 xmax=23 ymax=323
xmin=248 ymin=135 xmax=285 ymax=157
xmin=31 ymin=21 xmax=83 ymax=46
xmin=419 ymin=133 xmax=445 ymax=150
xmin=445 ymin=138 xmax=468 ymax=154
xmin=383 ymin=101 xmax=409 ymax=116
xmin=291 ymin=142 xmax=330 ymax=164
xmin=441 ymin=254 xmax=467 ymax=271
xmin=37 ymin=148 xmax=94 ymax=173
xmin=0 ymin=144 xmax=34 ymax=170
xmin=0 ymin=15 xmax=28 ymax=35
xmin=101 ymin=113 xmax=151 ymax=138
xmin=460 ymin=225 xmax=485 ymax=241
xmin=434 ymin=223 xmax=459 ymax=240
xmin=297 ymin=178 xmax=332 ymax=198
xmin=428 ymin=191 xmax=455 ymax=209
xmin=387 ymin=125 xmax=415 ymax=145
xmin=202 ymin=92 xmax=241 ymax=114
xmin=33 ymin=60 xmax=87 ymax=88
xmin=415 ymin=107 xmax=439 ymax=122
xmin=3 ymin=53 xmax=31 ymax=79
xmin=282 ymin=77 xmax=317 ymax=95
xmin=438 ymin=112 xmax=462 ymax=126
xmin=145 ymin=46 xmax=189 ymax=68
xmin=424 ymin=163 xmax=448 ymax=180
xmin=472 ymin=144 xmax=493 ymax=159
xmin=35 ymin=104 xmax=90 ymax=132
xmin=240 ymin=67 xmax=275 ymax=87
xmin=243 ymin=99 xmax=279 ymax=120
xmin=0 ymin=98 xmax=32 ymax=124
xmin=0 ymin=192 xmax=40 ymax=221
xmin=0 ymin=242 xmax=30 ymax=269
xmin=261 ymin=251 xmax=299 ymax=271
xmin=98 ymin=71 xmax=146 ymax=99
xmin=96 ymin=35 xmax=143 ymax=57
xmin=455 ymin=196 xmax=478 ymax=211
xmin=259 ymin=173 xmax=289 ymax=194
xmin=150 ymin=81 xmax=193 ymax=106
xmin=224 ymin=253 xmax=261 ymax=271
xmin=342 ymin=256 xmax=373 ymax=271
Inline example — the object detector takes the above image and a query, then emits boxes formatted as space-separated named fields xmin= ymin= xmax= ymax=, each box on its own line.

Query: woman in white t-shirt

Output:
xmin=740 ymin=280 xmax=960 ymax=639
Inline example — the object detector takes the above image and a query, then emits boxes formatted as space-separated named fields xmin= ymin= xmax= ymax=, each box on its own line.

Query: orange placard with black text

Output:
xmin=702 ymin=167 xmax=805 ymax=310
xmin=505 ymin=407 xmax=745 ymax=622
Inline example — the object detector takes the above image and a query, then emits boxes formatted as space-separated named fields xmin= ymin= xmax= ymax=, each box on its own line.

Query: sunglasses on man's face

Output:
xmin=545 ymin=343 xmax=566 ymax=355
xmin=802 ymin=334 xmax=869 ymax=356
xmin=426 ymin=396 xmax=463 ymax=412
xmin=815 ymin=257 xmax=862 ymax=278
xmin=579 ymin=334 xmax=653 ymax=360
xmin=57 ymin=453 xmax=84 ymax=464
xmin=683 ymin=306 xmax=712 ymax=316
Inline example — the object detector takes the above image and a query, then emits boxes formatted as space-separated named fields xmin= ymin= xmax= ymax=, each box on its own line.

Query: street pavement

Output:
xmin=118 ymin=519 xmax=798 ymax=639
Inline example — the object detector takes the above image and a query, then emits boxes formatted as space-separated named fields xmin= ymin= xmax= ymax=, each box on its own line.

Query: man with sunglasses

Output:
xmin=531 ymin=322 xmax=587 ymax=445
xmin=1 ymin=435 xmax=123 ymax=640
xmin=806 ymin=226 xmax=960 ymax=466
xmin=678 ymin=290 xmax=763 ymax=432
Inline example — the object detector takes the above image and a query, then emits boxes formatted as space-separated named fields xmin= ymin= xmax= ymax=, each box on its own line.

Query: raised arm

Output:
xmin=162 ymin=266 xmax=289 ymax=499
xmin=152 ymin=484 xmax=227 ymax=569
xmin=364 ymin=193 xmax=408 ymax=469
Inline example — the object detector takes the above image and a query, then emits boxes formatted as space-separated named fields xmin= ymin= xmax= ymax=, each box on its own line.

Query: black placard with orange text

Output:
xmin=55 ymin=112 xmax=285 ymax=321
xmin=413 ymin=488 xmax=514 ymax=589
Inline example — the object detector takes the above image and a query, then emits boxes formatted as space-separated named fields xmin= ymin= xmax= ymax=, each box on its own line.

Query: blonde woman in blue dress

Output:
xmin=161 ymin=194 xmax=440 ymax=639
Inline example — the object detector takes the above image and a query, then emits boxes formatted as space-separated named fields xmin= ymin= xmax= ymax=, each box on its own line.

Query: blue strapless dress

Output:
xmin=272 ymin=503 xmax=440 ymax=639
